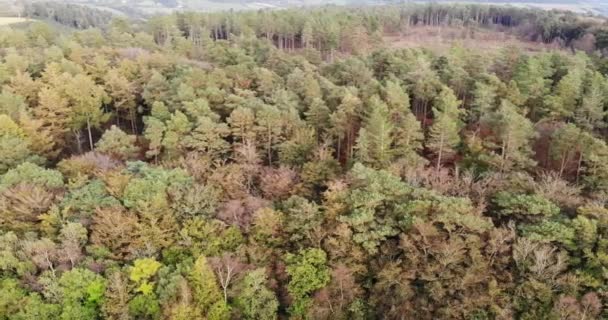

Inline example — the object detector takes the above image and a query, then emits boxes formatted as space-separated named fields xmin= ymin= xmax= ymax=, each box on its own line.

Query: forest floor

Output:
xmin=384 ymin=26 xmax=562 ymax=55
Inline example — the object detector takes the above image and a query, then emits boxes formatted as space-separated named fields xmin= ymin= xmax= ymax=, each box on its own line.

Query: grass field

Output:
xmin=0 ymin=17 xmax=29 ymax=26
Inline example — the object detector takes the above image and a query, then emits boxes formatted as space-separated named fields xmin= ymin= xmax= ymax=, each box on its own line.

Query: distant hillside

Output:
xmin=409 ymin=1 xmax=608 ymax=16
xmin=14 ymin=0 xmax=607 ymax=18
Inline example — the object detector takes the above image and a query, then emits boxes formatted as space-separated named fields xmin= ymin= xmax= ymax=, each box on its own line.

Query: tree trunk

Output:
xmin=559 ymin=152 xmax=569 ymax=178
xmin=75 ymin=130 xmax=82 ymax=154
xmin=267 ymin=127 xmax=272 ymax=166
xmin=87 ymin=118 xmax=94 ymax=151
xmin=131 ymin=109 xmax=137 ymax=134
xmin=436 ymin=133 xmax=444 ymax=170
xmin=576 ymin=152 xmax=584 ymax=183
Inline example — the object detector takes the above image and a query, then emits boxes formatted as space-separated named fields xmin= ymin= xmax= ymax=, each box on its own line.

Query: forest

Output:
xmin=2 ymin=2 xmax=608 ymax=320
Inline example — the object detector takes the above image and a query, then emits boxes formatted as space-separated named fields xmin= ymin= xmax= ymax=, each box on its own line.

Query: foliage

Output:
xmin=285 ymin=248 xmax=331 ymax=318
xmin=2 ymin=4 xmax=608 ymax=319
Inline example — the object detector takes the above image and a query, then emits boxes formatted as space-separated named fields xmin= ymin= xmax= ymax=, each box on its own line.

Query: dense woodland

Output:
xmin=3 ymin=3 xmax=608 ymax=320
xmin=21 ymin=2 xmax=608 ymax=52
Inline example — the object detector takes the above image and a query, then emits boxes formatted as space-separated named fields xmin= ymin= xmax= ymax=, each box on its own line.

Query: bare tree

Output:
xmin=209 ymin=254 xmax=247 ymax=303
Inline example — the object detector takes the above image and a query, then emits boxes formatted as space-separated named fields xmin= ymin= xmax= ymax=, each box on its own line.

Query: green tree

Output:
xmin=235 ymin=268 xmax=279 ymax=320
xmin=427 ymin=87 xmax=462 ymax=169
xmin=493 ymin=192 xmax=560 ymax=222
xmin=228 ymin=107 xmax=256 ymax=145
xmin=355 ymin=97 xmax=394 ymax=168
xmin=0 ymin=115 xmax=39 ymax=174
xmin=340 ymin=163 xmax=411 ymax=253
xmin=545 ymin=65 xmax=584 ymax=120
xmin=305 ymin=98 xmax=331 ymax=140
xmin=490 ymin=99 xmax=536 ymax=171
xmin=104 ymin=69 xmax=138 ymax=133
xmin=162 ymin=111 xmax=192 ymax=160
xmin=575 ymin=71 xmax=607 ymax=132
xmin=285 ymin=248 xmax=331 ymax=318
xmin=329 ymin=90 xmax=361 ymax=161
xmin=128 ymin=258 xmax=162 ymax=319
xmin=96 ymin=125 xmax=140 ymax=161
xmin=0 ymin=162 xmax=63 ymax=191
xmin=184 ymin=116 xmax=230 ymax=161
xmin=142 ymin=71 xmax=171 ymax=107
xmin=57 ymin=268 xmax=106 ymax=320
xmin=144 ymin=117 xmax=165 ymax=163
xmin=255 ymin=105 xmax=284 ymax=165
xmin=189 ymin=256 xmax=230 ymax=320
xmin=64 ymin=74 xmax=109 ymax=151
xmin=550 ymin=123 xmax=583 ymax=177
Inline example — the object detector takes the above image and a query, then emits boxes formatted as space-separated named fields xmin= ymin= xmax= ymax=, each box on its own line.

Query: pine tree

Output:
xmin=383 ymin=79 xmax=410 ymax=116
xmin=255 ymin=105 xmax=283 ymax=165
xmin=551 ymin=123 xmax=583 ymax=177
xmin=104 ymin=69 xmax=137 ymax=133
xmin=142 ymin=70 xmax=171 ymax=107
xmin=491 ymin=99 xmax=536 ymax=171
xmin=393 ymin=112 xmax=425 ymax=167
xmin=34 ymin=87 xmax=71 ymax=149
xmin=471 ymin=78 xmax=498 ymax=124
xmin=0 ymin=115 xmax=37 ymax=174
xmin=162 ymin=111 xmax=192 ymax=160
xmin=96 ymin=125 xmax=139 ymax=161
xmin=355 ymin=97 xmax=394 ymax=168
xmin=329 ymin=90 xmax=361 ymax=162
xmin=427 ymin=87 xmax=462 ymax=170
xmin=64 ymin=74 xmax=109 ymax=151
xmin=382 ymin=80 xmax=424 ymax=167
xmin=184 ymin=116 xmax=231 ymax=161
xmin=228 ymin=107 xmax=256 ymax=145
xmin=575 ymin=71 xmax=607 ymax=132
xmin=144 ymin=117 xmax=165 ymax=163
xmin=546 ymin=66 xmax=584 ymax=120
xmin=305 ymin=98 xmax=331 ymax=141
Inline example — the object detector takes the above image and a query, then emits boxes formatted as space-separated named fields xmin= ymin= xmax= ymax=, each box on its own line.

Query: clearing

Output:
xmin=384 ymin=26 xmax=563 ymax=55
xmin=0 ymin=17 xmax=29 ymax=26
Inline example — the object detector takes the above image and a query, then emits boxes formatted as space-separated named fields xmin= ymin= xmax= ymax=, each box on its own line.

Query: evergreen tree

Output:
xmin=427 ymin=87 xmax=462 ymax=169
xmin=184 ymin=116 xmax=231 ymax=161
xmin=491 ymin=99 xmax=536 ymax=171
xmin=355 ymin=97 xmax=394 ymax=168
xmin=144 ymin=117 xmax=165 ymax=163
xmin=575 ymin=71 xmax=607 ymax=132
xmin=96 ymin=125 xmax=140 ymax=161
xmin=64 ymin=74 xmax=109 ymax=151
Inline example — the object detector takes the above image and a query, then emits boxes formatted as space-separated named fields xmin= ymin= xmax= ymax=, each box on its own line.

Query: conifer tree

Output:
xmin=355 ymin=97 xmax=394 ymax=168
xmin=575 ymin=71 xmax=607 ymax=132
xmin=96 ymin=125 xmax=140 ymax=161
xmin=551 ymin=123 xmax=583 ymax=177
xmin=491 ymin=99 xmax=536 ymax=171
xmin=255 ymin=105 xmax=283 ymax=165
xmin=144 ymin=117 xmax=165 ymax=163
xmin=228 ymin=107 xmax=256 ymax=145
xmin=34 ymin=88 xmax=70 ymax=150
xmin=64 ymin=74 xmax=109 ymax=151
xmin=427 ymin=87 xmax=462 ymax=170
xmin=184 ymin=116 xmax=231 ymax=161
